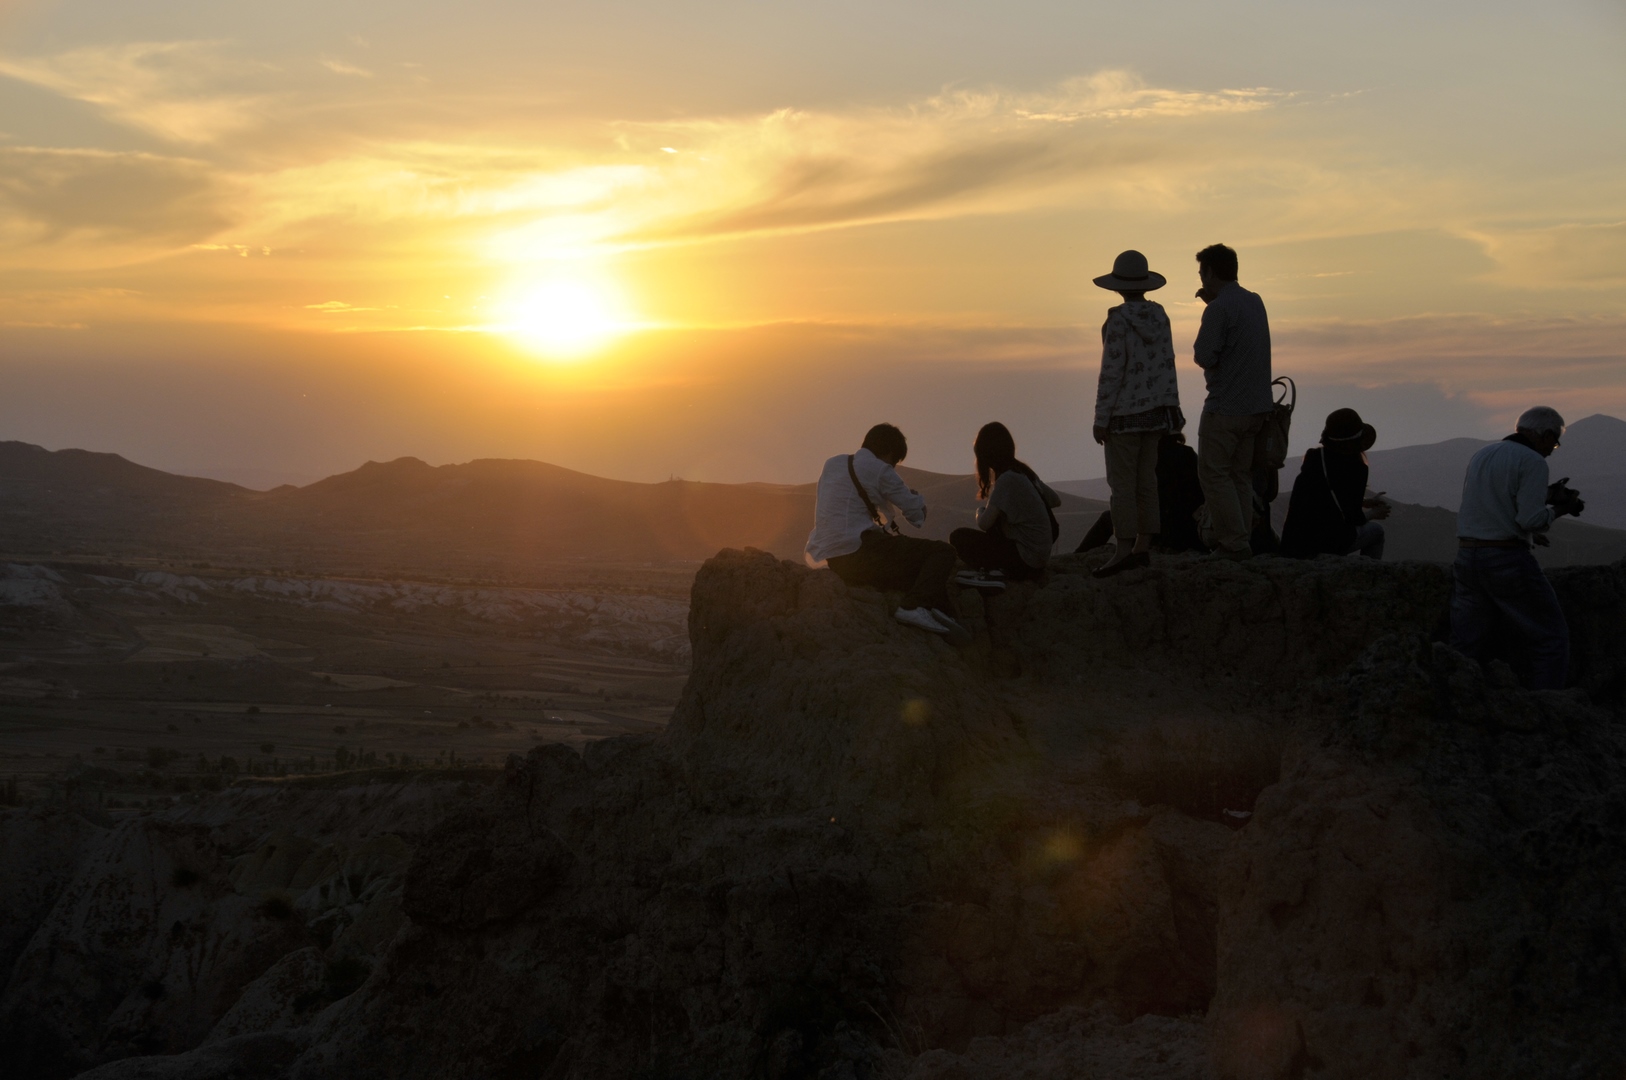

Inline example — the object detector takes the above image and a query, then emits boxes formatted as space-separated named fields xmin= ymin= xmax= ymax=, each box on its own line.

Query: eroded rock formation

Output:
xmin=4 ymin=550 xmax=1624 ymax=1079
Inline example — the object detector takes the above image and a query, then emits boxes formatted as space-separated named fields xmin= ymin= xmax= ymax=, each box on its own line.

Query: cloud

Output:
xmin=305 ymin=300 xmax=376 ymax=311
xmin=321 ymin=58 xmax=374 ymax=78
xmin=1473 ymin=221 xmax=1626 ymax=288
xmin=0 ymin=41 xmax=266 ymax=143
xmin=206 ymin=69 xmax=1288 ymax=269
xmin=0 ymin=146 xmax=230 ymax=263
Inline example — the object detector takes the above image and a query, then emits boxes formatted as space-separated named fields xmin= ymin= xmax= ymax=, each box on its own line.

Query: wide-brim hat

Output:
xmin=1093 ymin=249 xmax=1167 ymax=292
xmin=1321 ymin=408 xmax=1377 ymax=452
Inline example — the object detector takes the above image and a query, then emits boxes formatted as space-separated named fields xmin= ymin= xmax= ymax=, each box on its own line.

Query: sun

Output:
xmin=500 ymin=279 xmax=629 ymax=359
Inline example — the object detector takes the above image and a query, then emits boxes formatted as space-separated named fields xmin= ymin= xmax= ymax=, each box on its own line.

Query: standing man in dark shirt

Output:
xmin=1191 ymin=244 xmax=1273 ymax=560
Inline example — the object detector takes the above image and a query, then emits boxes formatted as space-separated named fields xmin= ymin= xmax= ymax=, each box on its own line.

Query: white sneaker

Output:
xmin=929 ymin=609 xmax=974 ymax=647
xmin=954 ymin=570 xmax=1006 ymax=591
xmin=894 ymin=606 xmax=948 ymax=634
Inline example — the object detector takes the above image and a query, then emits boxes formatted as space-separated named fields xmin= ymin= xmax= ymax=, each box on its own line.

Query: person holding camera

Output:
xmin=1449 ymin=406 xmax=1584 ymax=689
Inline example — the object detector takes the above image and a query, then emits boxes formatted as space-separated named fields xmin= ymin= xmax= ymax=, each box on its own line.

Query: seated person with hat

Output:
xmin=1278 ymin=408 xmax=1391 ymax=559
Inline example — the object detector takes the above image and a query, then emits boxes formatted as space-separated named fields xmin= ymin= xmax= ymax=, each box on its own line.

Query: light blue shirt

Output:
xmin=1456 ymin=439 xmax=1557 ymax=541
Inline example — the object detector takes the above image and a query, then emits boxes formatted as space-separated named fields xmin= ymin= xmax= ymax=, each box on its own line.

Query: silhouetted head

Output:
xmin=1093 ymin=249 xmax=1166 ymax=297
xmin=1515 ymin=406 xmax=1565 ymax=457
xmin=973 ymin=422 xmax=1021 ymax=499
xmin=1195 ymin=243 xmax=1239 ymax=284
xmin=861 ymin=423 xmax=908 ymax=465
xmin=1320 ymin=408 xmax=1377 ymax=455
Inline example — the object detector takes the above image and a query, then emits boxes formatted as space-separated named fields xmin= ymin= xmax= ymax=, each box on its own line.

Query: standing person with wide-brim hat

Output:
xmin=1089 ymin=250 xmax=1184 ymax=578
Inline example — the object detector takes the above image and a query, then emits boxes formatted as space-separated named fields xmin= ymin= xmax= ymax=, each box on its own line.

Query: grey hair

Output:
xmin=1516 ymin=406 xmax=1566 ymax=436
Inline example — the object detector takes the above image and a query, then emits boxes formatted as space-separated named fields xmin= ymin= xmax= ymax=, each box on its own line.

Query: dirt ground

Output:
xmin=0 ymin=559 xmax=694 ymax=809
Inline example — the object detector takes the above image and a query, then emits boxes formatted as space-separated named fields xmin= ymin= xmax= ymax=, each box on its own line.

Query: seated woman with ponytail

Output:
xmin=950 ymin=422 xmax=1061 ymax=583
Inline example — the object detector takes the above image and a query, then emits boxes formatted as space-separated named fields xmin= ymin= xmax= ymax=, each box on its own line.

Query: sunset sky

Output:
xmin=2 ymin=0 xmax=1623 ymax=487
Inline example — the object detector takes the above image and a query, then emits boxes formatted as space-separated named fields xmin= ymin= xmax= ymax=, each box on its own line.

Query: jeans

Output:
xmin=1449 ymin=546 xmax=1569 ymax=690
xmin=1104 ymin=430 xmax=1162 ymax=540
xmin=950 ymin=527 xmax=1042 ymax=579
xmin=1348 ymin=521 xmax=1385 ymax=560
xmin=1198 ymin=410 xmax=1268 ymax=554
xmin=827 ymin=530 xmax=959 ymax=614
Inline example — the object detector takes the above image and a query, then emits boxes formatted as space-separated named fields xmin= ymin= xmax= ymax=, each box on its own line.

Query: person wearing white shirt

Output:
xmin=805 ymin=423 xmax=968 ymax=642
xmin=1449 ymin=406 xmax=1584 ymax=689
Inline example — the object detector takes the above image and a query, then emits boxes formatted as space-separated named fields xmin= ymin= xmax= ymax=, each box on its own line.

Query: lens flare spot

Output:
xmin=901 ymin=698 xmax=933 ymax=727
xmin=1041 ymin=830 xmax=1082 ymax=866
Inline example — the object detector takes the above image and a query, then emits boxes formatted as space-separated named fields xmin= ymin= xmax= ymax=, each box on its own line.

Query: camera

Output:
xmin=1546 ymin=477 xmax=1585 ymax=518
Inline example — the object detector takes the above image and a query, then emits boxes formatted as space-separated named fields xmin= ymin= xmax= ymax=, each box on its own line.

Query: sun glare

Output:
xmin=501 ymin=279 xmax=629 ymax=359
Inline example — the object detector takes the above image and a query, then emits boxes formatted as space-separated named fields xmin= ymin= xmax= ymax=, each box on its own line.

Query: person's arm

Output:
xmin=877 ymin=463 xmax=927 ymax=528
xmin=978 ymin=479 xmax=1006 ymax=532
xmin=1036 ymin=478 xmax=1062 ymax=509
xmin=1093 ymin=314 xmax=1127 ymax=440
xmin=1514 ymin=456 xmax=1558 ymax=534
xmin=1192 ymin=300 xmax=1226 ymax=371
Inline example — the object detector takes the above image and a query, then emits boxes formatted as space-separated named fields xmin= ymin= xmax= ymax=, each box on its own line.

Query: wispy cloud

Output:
xmin=321 ymin=58 xmax=374 ymax=78
xmin=0 ymin=41 xmax=267 ymax=143
xmin=0 ymin=146 xmax=228 ymax=263
xmin=1471 ymin=221 xmax=1626 ymax=288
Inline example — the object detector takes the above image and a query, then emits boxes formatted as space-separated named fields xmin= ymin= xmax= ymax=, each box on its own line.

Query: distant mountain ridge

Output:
xmin=4 ymin=433 xmax=1623 ymax=576
xmin=0 ymin=440 xmax=1108 ymax=576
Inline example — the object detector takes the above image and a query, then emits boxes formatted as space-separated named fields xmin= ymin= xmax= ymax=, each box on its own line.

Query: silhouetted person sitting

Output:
xmin=950 ymin=422 xmax=1060 ymax=587
xmin=1449 ymin=406 xmax=1582 ymax=690
xmin=1075 ymin=431 xmax=1206 ymax=554
xmin=1279 ymin=409 xmax=1390 ymax=560
xmin=806 ymin=423 xmax=969 ymax=643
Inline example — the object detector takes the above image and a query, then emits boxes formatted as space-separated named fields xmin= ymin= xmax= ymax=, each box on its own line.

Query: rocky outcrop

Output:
xmin=0 ymin=776 xmax=482 ymax=1080
xmin=1210 ymin=636 xmax=1626 ymax=1078
xmin=10 ymin=550 xmax=1626 ymax=1079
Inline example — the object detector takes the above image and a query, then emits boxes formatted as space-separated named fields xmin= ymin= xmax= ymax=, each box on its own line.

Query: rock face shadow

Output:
xmin=6 ymin=548 xmax=1626 ymax=1079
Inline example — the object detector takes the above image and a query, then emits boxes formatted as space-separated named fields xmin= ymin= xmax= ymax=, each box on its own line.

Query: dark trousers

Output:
xmin=827 ymin=530 xmax=958 ymax=614
xmin=950 ymin=527 xmax=1041 ymax=580
xmin=1449 ymin=547 xmax=1569 ymax=690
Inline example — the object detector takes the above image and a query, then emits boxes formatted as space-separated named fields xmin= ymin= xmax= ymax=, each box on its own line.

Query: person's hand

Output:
xmin=1195 ymin=287 xmax=1216 ymax=305
xmin=1363 ymin=492 xmax=1391 ymax=520
xmin=1533 ymin=533 xmax=1552 ymax=547
xmin=1092 ymin=425 xmax=1108 ymax=445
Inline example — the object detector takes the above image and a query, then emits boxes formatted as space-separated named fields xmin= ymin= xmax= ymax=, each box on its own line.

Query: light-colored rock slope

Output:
xmin=5 ymin=550 xmax=1625 ymax=1079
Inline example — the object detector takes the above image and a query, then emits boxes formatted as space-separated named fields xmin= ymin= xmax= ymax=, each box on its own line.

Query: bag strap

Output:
xmin=1319 ymin=448 xmax=1346 ymax=519
xmin=848 ymin=455 xmax=899 ymax=535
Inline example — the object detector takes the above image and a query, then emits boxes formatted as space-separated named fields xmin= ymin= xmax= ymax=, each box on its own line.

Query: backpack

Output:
xmin=1252 ymin=376 xmax=1295 ymax=472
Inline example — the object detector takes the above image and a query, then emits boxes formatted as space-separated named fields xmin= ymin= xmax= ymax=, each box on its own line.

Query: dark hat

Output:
xmin=1093 ymin=249 xmax=1167 ymax=292
xmin=1320 ymin=408 xmax=1376 ymax=452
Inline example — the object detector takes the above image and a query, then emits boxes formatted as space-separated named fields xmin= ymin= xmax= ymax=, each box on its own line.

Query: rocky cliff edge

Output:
xmin=5 ymin=550 xmax=1625 ymax=1079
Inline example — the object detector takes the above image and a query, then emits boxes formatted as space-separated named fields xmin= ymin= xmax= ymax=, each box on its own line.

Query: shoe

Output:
xmin=894 ymin=606 xmax=948 ymax=635
xmin=1092 ymin=551 xmax=1150 ymax=579
xmin=929 ymin=609 xmax=974 ymax=647
xmin=954 ymin=570 xmax=1007 ymax=592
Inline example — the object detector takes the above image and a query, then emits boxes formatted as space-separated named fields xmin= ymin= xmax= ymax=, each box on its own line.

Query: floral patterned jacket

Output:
xmin=1093 ymin=300 xmax=1182 ymax=430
